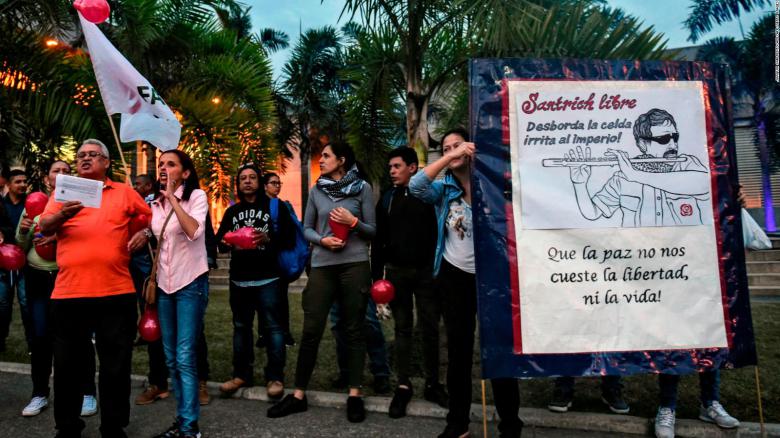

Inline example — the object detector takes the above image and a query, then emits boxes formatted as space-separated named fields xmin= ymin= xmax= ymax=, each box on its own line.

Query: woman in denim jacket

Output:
xmin=409 ymin=128 xmax=523 ymax=438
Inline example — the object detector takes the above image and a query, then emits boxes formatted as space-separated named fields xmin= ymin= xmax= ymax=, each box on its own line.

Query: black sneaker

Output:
xmin=284 ymin=332 xmax=296 ymax=347
xmin=547 ymin=387 xmax=573 ymax=413
xmin=424 ymin=382 xmax=449 ymax=408
xmin=331 ymin=374 xmax=348 ymax=390
xmin=601 ymin=387 xmax=630 ymax=414
xmin=255 ymin=335 xmax=266 ymax=349
xmin=347 ymin=396 xmax=366 ymax=423
xmin=437 ymin=423 xmax=470 ymax=438
xmin=153 ymin=421 xmax=181 ymax=438
xmin=388 ymin=386 xmax=413 ymax=418
xmin=373 ymin=376 xmax=391 ymax=395
xmin=267 ymin=394 xmax=308 ymax=418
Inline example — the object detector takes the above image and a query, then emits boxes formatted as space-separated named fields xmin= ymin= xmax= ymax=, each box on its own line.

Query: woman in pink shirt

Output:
xmin=150 ymin=150 xmax=209 ymax=438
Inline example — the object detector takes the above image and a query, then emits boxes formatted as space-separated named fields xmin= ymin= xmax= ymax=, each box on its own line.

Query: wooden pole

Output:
xmin=481 ymin=379 xmax=488 ymax=437
xmin=106 ymin=113 xmax=132 ymax=185
xmin=755 ymin=366 xmax=767 ymax=438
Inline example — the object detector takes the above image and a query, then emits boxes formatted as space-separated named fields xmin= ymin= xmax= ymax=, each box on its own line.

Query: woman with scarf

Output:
xmin=267 ymin=142 xmax=376 ymax=423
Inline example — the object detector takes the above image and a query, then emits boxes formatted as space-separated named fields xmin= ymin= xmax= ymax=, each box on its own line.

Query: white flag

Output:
xmin=79 ymin=12 xmax=181 ymax=151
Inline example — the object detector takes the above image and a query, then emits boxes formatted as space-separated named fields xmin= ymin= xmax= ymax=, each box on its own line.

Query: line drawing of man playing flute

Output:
xmin=567 ymin=108 xmax=710 ymax=227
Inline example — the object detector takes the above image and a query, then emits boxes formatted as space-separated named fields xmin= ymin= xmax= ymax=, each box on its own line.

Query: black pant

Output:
xmin=25 ymin=267 xmax=56 ymax=397
xmin=386 ymin=264 xmax=442 ymax=385
xmin=52 ymin=293 xmax=136 ymax=436
xmin=295 ymin=262 xmax=370 ymax=389
xmin=439 ymin=260 xmax=522 ymax=434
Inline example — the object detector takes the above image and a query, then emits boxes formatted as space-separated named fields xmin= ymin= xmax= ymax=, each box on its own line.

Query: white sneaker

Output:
xmin=22 ymin=396 xmax=48 ymax=417
xmin=80 ymin=395 xmax=98 ymax=417
xmin=699 ymin=401 xmax=740 ymax=429
xmin=654 ymin=407 xmax=676 ymax=438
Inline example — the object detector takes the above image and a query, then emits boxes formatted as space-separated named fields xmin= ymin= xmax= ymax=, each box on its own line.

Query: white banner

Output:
xmin=507 ymin=80 xmax=727 ymax=354
xmin=79 ymin=12 xmax=180 ymax=151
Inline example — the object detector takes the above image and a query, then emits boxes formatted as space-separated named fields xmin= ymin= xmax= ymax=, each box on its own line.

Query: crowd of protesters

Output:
xmin=0 ymin=130 xmax=742 ymax=438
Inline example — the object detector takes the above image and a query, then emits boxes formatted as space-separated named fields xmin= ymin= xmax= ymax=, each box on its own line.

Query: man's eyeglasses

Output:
xmin=268 ymin=181 xmax=282 ymax=187
xmin=641 ymin=133 xmax=679 ymax=145
xmin=76 ymin=151 xmax=106 ymax=160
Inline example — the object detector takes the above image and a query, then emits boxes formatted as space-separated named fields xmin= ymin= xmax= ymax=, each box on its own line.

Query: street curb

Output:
xmin=3 ymin=362 xmax=778 ymax=437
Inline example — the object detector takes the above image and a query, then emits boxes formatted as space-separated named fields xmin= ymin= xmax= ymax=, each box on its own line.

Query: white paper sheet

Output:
xmin=54 ymin=174 xmax=104 ymax=208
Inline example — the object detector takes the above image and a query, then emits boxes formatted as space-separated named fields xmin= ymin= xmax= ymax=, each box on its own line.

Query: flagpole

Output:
xmin=106 ymin=113 xmax=132 ymax=185
xmin=481 ymin=379 xmax=488 ymax=437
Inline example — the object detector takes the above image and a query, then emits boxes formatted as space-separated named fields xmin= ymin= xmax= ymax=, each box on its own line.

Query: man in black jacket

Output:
xmin=216 ymin=164 xmax=295 ymax=400
xmin=373 ymin=147 xmax=448 ymax=418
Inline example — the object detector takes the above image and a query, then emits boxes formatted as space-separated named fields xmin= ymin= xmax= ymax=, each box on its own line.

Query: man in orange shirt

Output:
xmin=40 ymin=139 xmax=151 ymax=438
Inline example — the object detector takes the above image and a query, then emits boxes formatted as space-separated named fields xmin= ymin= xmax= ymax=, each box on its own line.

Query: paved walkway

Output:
xmin=2 ymin=366 xmax=778 ymax=437
xmin=0 ymin=370 xmax=625 ymax=438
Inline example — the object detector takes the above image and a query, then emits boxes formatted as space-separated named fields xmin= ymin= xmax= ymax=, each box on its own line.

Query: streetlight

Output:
xmin=211 ymin=96 xmax=221 ymax=104
xmin=45 ymin=39 xmax=59 ymax=47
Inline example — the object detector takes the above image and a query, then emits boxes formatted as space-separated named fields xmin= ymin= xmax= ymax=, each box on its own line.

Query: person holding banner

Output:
xmin=410 ymin=128 xmax=523 ymax=438
xmin=654 ymin=369 xmax=739 ymax=438
xmin=149 ymin=150 xmax=210 ymax=438
xmin=39 ymin=139 xmax=151 ymax=438
xmin=268 ymin=142 xmax=375 ymax=423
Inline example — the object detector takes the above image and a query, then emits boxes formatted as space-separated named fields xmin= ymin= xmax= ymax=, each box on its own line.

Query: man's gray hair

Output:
xmin=80 ymin=139 xmax=110 ymax=159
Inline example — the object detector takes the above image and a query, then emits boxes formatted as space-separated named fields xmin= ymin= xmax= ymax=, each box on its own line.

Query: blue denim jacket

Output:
xmin=408 ymin=170 xmax=463 ymax=277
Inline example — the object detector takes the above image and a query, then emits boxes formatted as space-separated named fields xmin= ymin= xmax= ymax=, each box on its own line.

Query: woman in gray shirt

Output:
xmin=267 ymin=142 xmax=375 ymax=423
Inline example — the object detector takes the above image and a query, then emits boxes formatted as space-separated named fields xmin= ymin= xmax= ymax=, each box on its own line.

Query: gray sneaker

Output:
xmin=654 ymin=407 xmax=675 ymax=438
xmin=22 ymin=396 xmax=48 ymax=417
xmin=699 ymin=401 xmax=740 ymax=429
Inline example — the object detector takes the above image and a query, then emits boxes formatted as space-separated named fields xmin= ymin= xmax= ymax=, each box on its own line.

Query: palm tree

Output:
xmin=1 ymin=0 xmax=281 ymax=205
xmin=279 ymin=26 xmax=345 ymax=209
xmin=0 ymin=0 xmax=104 ymax=173
xmin=338 ymin=0 xmax=671 ymax=161
xmin=685 ymin=0 xmax=770 ymax=42
xmin=698 ymin=14 xmax=780 ymax=230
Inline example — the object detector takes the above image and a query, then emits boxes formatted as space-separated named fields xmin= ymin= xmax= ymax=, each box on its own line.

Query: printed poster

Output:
xmin=506 ymin=80 xmax=727 ymax=354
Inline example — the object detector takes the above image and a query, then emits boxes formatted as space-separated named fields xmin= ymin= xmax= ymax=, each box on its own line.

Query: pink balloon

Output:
xmin=371 ymin=279 xmax=395 ymax=304
xmin=0 ymin=244 xmax=26 ymax=271
xmin=224 ymin=227 xmax=257 ymax=250
xmin=73 ymin=0 xmax=110 ymax=24
xmin=25 ymin=192 xmax=48 ymax=218
xmin=138 ymin=306 xmax=161 ymax=342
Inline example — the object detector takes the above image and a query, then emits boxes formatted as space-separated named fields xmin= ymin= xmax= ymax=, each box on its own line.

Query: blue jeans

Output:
xmin=0 ymin=270 xmax=31 ymax=348
xmin=330 ymin=297 xmax=390 ymax=379
xmin=229 ymin=280 xmax=286 ymax=383
xmin=158 ymin=274 xmax=208 ymax=434
xmin=658 ymin=369 xmax=720 ymax=410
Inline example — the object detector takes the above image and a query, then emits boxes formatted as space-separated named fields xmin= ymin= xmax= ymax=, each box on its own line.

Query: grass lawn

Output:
xmin=1 ymin=291 xmax=777 ymax=423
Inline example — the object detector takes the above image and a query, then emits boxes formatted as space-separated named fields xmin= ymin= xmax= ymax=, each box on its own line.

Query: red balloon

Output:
xmin=129 ymin=214 xmax=150 ymax=236
xmin=328 ymin=218 xmax=350 ymax=241
xmin=371 ymin=279 xmax=395 ymax=304
xmin=73 ymin=0 xmax=110 ymax=24
xmin=138 ymin=306 xmax=161 ymax=342
xmin=34 ymin=241 xmax=57 ymax=261
xmin=224 ymin=227 xmax=256 ymax=250
xmin=25 ymin=192 xmax=49 ymax=218
xmin=0 ymin=244 xmax=26 ymax=271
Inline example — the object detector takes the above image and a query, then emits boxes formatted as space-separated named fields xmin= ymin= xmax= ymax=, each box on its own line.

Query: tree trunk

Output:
xmin=299 ymin=134 xmax=311 ymax=220
xmin=406 ymin=86 xmax=429 ymax=166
